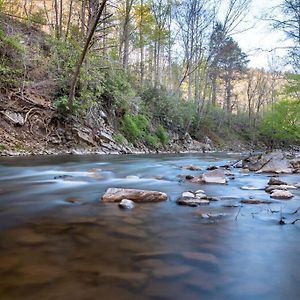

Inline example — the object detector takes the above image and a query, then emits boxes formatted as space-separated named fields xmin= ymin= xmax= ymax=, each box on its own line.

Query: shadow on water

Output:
xmin=0 ymin=153 xmax=299 ymax=300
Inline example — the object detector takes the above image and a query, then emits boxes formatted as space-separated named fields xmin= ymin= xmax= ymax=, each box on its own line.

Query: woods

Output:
xmin=0 ymin=0 xmax=299 ymax=151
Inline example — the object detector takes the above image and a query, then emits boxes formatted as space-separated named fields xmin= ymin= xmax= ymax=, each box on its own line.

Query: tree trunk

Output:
xmin=68 ymin=0 xmax=108 ymax=111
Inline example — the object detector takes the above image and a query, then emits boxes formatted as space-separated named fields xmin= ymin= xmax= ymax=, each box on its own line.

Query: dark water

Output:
xmin=0 ymin=153 xmax=299 ymax=300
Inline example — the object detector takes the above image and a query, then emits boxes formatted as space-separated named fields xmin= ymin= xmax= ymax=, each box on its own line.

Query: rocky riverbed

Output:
xmin=0 ymin=151 xmax=299 ymax=300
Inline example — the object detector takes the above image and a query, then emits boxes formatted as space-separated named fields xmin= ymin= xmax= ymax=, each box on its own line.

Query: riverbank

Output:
xmin=0 ymin=98 xmax=252 ymax=157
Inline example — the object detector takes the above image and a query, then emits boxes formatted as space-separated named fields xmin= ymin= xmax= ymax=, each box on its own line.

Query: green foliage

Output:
xmin=114 ymin=133 xmax=126 ymax=144
xmin=54 ymin=95 xmax=80 ymax=114
xmin=283 ymin=73 xmax=300 ymax=97
xmin=121 ymin=113 xmax=150 ymax=143
xmin=103 ymin=69 xmax=135 ymax=110
xmin=0 ymin=27 xmax=24 ymax=88
xmin=155 ymin=125 xmax=169 ymax=145
xmin=0 ymin=144 xmax=6 ymax=151
xmin=260 ymin=99 xmax=300 ymax=145
xmin=145 ymin=134 xmax=161 ymax=148
xmin=141 ymin=86 xmax=197 ymax=130
xmin=28 ymin=9 xmax=47 ymax=26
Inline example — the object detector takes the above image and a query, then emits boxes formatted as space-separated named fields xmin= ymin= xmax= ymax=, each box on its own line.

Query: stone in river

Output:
xmin=268 ymin=177 xmax=288 ymax=186
xmin=270 ymin=190 xmax=294 ymax=199
xmin=197 ymin=212 xmax=228 ymax=219
xmin=125 ymin=175 xmax=140 ymax=180
xmin=182 ymin=165 xmax=201 ymax=171
xmin=177 ymin=197 xmax=209 ymax=207
xmin=182 ymin=191 xmax=195 ymax=198
xmin=206 ymin=165 xmax=219 ymax=171
xmin=118 ymin=199 xmax=135 ymax=209
xmin=265 ymin=185 xmax=297 ymax=193
xmin=200 ymin=169 xmax=227 ymax=184
xmin=101 ymin=188 xmax=167 ymax=203
xmin=240 ymin=199 xmax=273 ymax=205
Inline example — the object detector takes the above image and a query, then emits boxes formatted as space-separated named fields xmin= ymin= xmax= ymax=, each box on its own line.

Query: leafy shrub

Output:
xmin=0 ymin=27 xmax=24 ymax=88
xmin=260 ymin=99 xmax=300 ymax=145
xmin=54 ymin=95 xmax=80 ymax=114
xmin=145 ymin=134 xmax=161 ymax=148
xmin=121 ymin=113 xmax=150 ymax=143
xmin=155 ymin=125 xmax=169 ymax=145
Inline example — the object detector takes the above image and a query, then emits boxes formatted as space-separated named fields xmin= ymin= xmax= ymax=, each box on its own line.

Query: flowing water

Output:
xmin=0 ymin=153 xmax=299 ymax=300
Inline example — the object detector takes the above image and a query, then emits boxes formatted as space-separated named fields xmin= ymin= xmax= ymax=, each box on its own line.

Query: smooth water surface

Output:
xmin=0 ymin=153 xmax=299 ymax=300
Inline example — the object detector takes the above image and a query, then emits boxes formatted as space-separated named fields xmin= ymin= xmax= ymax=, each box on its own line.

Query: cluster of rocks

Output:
xmin=101 ymin=188 xmax=168 ymax=209
xmin=265 ymin=177 xmax=297 ymax=199
xmin=241 ymin=150 xmax=299 ymax=174
xmin=176 ymin=190 xmax=212 ymax=207
xmin=186 ymin=168 xmax=228 ymax=184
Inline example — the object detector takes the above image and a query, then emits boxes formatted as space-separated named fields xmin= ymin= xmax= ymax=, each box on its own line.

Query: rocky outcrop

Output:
xmin=101 ymin=188 xmax=168 ymax=203
xmin=242 ymin=151 xmax=294 ymax=174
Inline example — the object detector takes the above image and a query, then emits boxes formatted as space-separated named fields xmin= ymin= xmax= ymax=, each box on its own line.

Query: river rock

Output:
xmin=182 ymin=165 xmax=201 ymax=171
xmin=182 ymin=191 xmax=195 ymax=198
xmin=206 ymin=165 xmax=219 ymax=171
xmin=243 ymin=151 xmax=293 ymax=173
xmin=176 ymin=197 xmax=210 ymax=207
xmin=118 ymin=199 xmax=135 ymax=209
xmin=125 ymin=175 xmax=140 ymax=180
xmin=197 ymin=212 xmax=228 ymax=219
xmin=101 ymin=188 xmax=167 ymax=203
xmin=265 ymin=185 xmax=297 ymax=193
xmin=268 ymin=177 xmax=288 ymax=186
xmin=270 ymin=190 xmax=294 ymax=199
xmin=200 ymin=169 xmax=227 ymax=184
xmin=240 ymin=200 xmax=273 ymax=204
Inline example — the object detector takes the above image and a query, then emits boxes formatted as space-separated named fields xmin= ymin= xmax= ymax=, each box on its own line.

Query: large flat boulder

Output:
xmin=243 ymin=151 xmax=293 ymax=174
xmin=200 ymin=169 xmax=227 ymax=184
xmin=101 ymin=188 xmax=167 ymax=203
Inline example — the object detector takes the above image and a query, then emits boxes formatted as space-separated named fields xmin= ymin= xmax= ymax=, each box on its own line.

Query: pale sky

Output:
xmin=220 ymin=0 xmax=291 ymax=70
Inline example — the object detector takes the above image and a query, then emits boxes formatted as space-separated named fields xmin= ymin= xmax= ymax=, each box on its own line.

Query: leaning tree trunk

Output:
xmin=68 ymin=0 xmax=108 ymax=111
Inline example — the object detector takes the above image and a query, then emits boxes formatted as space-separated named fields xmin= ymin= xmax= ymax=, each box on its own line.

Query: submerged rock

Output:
xmin=101 ymin=188 xmax=167 ymax=203
xmin=182 ymin=165 xmax=201 ymax=171
xmin=197 ymin=212 xmax=228 ymax=219
xmin=270 ymin=190 xmax=294 ymax=199
xmin=240 ymin=200 xmax=273 ymax=205
xmin=118 ymin=199 xmax=135 ymax=209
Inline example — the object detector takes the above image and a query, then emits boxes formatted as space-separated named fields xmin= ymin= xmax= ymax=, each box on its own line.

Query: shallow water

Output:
xmin=0 ymin=153 xmax=299 ymax=300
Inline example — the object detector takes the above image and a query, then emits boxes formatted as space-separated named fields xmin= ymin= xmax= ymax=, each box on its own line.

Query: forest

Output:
xmin=0 ymin=0 xmax=299 ymax=153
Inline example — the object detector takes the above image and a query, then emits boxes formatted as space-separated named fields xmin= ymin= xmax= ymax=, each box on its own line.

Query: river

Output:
xmin=0 ymin=153 xmax=299 ymax=300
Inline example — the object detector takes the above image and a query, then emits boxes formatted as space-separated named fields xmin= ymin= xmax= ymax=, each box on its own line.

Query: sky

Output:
xmin=219 ymin=0 xmax=291 ymax=70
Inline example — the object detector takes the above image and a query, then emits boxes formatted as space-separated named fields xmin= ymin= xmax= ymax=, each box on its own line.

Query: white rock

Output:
xmin=118 ymin=199 xmax=135 ymax=209
xmin=270 ymin=190 xmax=294 ymax=199
xmin=182 ymin=192 xmax=195 ymax=198
xmin=195 ymin=189 xmax=205 ymax=194
xmin=126 ymin=175 xmax=140 ymax=180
